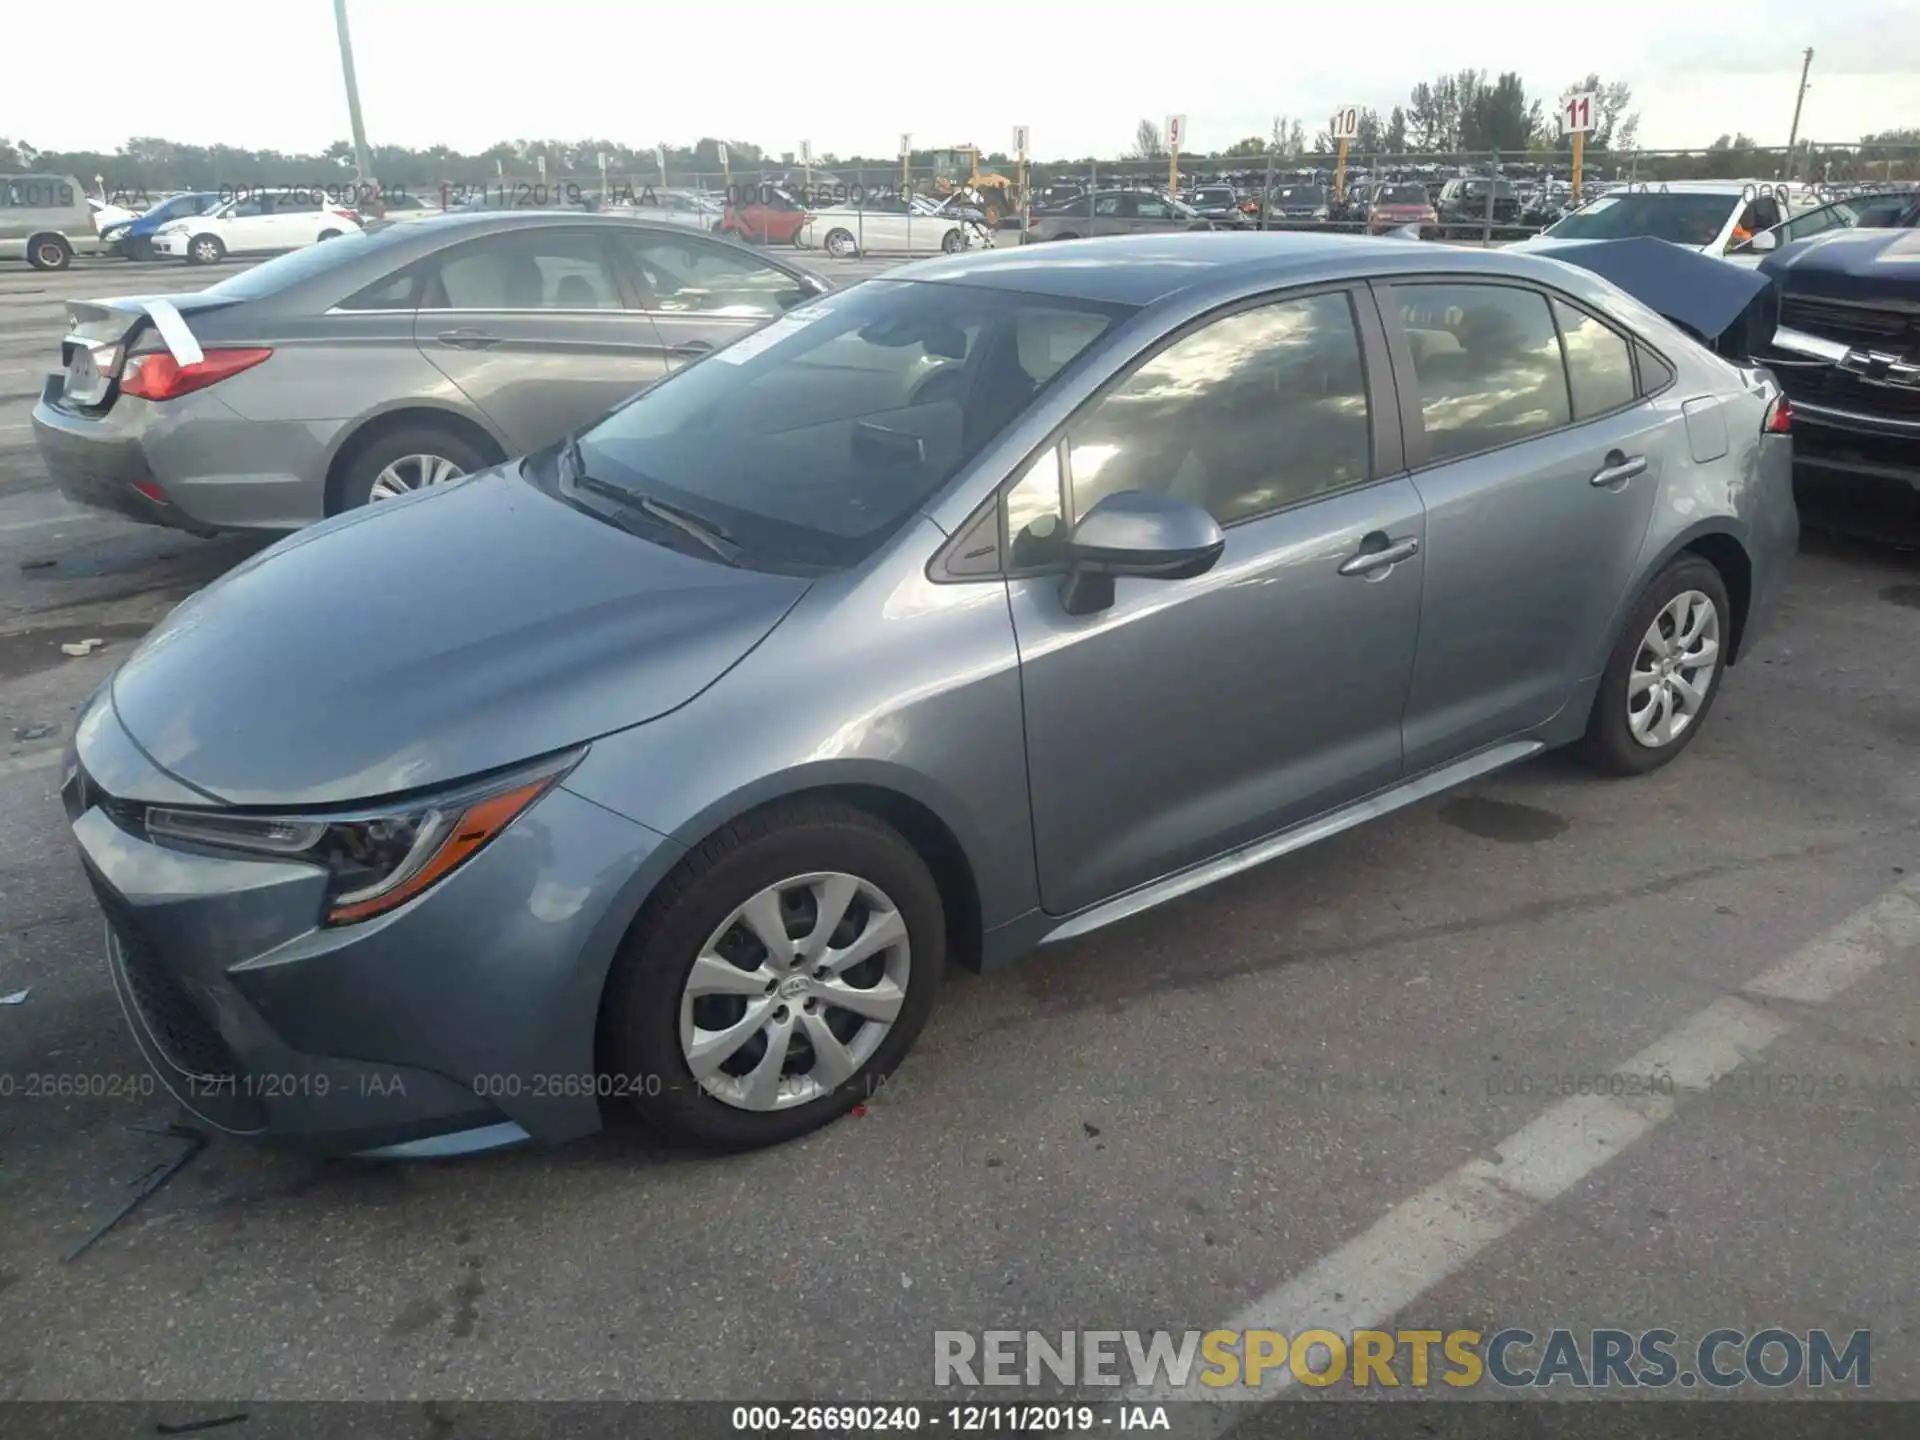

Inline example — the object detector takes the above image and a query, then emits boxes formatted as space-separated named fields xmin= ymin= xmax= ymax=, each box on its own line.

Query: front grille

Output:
xmin=1779 ymin=297 xmax=1920 ymax=352
xmin=1776 ymin=362 xmax=1920 ymax=421
xmin=84 ymin=862 xmax=242 ymax=1084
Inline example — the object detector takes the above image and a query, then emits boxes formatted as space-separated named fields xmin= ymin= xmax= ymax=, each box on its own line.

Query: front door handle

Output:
xmin=437 ymin=328 xmax=499 ymax=349
xmin=1590 ymin=450 xmax=1648 ymax=488
xmin=1338 ymin=534 xmax=1420 ymax=577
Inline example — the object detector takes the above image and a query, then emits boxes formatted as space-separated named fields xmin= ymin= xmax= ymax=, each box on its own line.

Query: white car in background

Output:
xmin=1720 ymin=188 xmax=1920 ymax=267
xmin=1514 ymin=180 xmax=1815 ymax=257
xmin=151 ymin=191 xmax=364 ymax=264
xmin=800 ymin=190 xmax=974 ymax=258
xmin=609 ymin=189 xmax=725 ymax=231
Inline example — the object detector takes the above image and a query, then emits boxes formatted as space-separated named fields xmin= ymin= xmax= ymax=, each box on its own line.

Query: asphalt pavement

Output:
xmin=0 ymin=245 xmax=1917 ymax=1417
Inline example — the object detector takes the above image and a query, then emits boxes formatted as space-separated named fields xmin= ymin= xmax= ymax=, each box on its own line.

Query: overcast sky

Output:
xmin=10 ymin=0 xmax=1918 ymax=159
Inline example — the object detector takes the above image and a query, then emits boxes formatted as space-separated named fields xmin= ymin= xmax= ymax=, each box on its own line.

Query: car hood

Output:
xmin=1759 ymin=226 xmax=1920 ymax=302
xmin=108 ymin=466 xmax=810 ymax=808
xmin=1520 ymin=235 xmax=1776 ymax=351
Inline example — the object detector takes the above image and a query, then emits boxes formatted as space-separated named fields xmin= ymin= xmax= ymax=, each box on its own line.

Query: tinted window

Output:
xmin=1378 ymin=184 xmax=1429 ymax=205
xmin=1066 ymin=292 xmax=1371 ymax=527
xmin=613 ymin=233 xmax=806 ymax=316
xmin=1553 ymin=299 xmax=1636 ymax=419
xmin=1134 ymin=198 xmax=1173 ymax=220
xmin=567 ymin=280 xmax=1127 ymax=572
xmin=1094 ymin=195 xmax=1124 ymax=216
xmin=338 ymin=266 xmax=422 ymax=311
xmin=427 ymin=229 xmax=620 ymax=309
xmin=1397 ymin=284 xmax=1571 ymax=462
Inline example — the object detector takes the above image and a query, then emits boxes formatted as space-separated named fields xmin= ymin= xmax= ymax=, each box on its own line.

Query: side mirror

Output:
xmin=1059 ymin=490 xmax=1225 ymax=616
xmin=1747 ymin=229 xmax=1779 ymax=253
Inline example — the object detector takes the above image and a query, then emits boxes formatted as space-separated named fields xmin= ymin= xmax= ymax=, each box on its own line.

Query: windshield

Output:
xmin=1275 ymin=186 xmax=1327 ymax=205
xmin=567 ymin=279 xmax=1132 ymax=572
xmin=1544 ymin=192 xmax=1736 ymax=245
xmin=1196 ymin=188 xmax=1235 ymax=204
xmin=1376 ymin=184 xmax=1430 ymax=205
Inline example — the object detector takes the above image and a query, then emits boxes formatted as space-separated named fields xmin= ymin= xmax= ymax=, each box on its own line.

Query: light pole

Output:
xmin=1784 ymin=48 xmax=1813 ymax=181
xmin=333 ymin=0 xmax=376 ymax=192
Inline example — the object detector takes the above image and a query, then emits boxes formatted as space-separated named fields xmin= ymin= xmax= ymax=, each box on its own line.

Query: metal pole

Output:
xmin=1784 ymin=48 xmax=1813 ymax=181
xmin=1481 ymin=152 xmax=1498 ymax=245
xmin=332 ymin=0 xmax=375 ymax=191
xmin=1262 ymin=145 xmax=1275 ymax=231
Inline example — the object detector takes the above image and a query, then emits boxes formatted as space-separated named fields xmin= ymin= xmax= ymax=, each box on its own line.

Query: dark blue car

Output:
xmin=97 ymin=191 xmax=223 ymax=260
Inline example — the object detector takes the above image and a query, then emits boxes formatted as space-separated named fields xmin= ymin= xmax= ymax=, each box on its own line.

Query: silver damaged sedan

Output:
xmin=64 ymin=233 xmax=1798 ymax=1157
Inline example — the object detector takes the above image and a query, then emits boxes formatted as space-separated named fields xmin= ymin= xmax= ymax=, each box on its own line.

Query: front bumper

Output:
xmin=66 ymin=697 xmax=679 ymax=1156
xmin=149 ymin=231 xmax=190 ymax=256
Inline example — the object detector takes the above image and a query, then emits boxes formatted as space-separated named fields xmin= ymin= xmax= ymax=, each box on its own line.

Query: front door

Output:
xmin=1380 ymin=280 xmax=1667 ymax=771
xmin=414 ymin=225 xmax=671 ymax=454
xmin=1008 ymin=286 xmax=1424 ymax=916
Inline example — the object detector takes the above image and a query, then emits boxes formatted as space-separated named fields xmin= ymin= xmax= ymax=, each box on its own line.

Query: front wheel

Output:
xmin=602 ymin=802 xmax=945 ymax=1150
xmin=186 ymin=233 xmax=225 ymax=265
xmin=1578 ymin=556 xmax=1731 ymax=776
xmin=317 ymin=228 xmax=343 ymax=242
xmin=941 ymin=227 xmax=966 ymax=254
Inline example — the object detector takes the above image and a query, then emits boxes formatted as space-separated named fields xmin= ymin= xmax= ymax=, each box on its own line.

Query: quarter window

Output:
xmin=1065 ymin=291 xmax=1372 ymax=527
xmin=1552 ymin=299 xmax=1637 ymax=419
xmin=1396 ymin=283 xmax=1571 ymax=463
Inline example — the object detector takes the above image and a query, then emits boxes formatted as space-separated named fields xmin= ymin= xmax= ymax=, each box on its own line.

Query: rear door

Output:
xmin=413 ymin=224 xmax=670 ymax=453
xmin=608 ymin=230 xmax=819 ymax=367
xmin=1380 ymin=279 xmax=1669 ymax=770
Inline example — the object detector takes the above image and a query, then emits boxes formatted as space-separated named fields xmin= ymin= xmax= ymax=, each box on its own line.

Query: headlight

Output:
xmin=102 ymin=224 xmax=130 ymax=242
xmin=143 ymin=748 xmax=583 ymax=925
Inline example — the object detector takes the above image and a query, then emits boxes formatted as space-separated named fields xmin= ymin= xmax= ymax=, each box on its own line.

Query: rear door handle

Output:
xmin=1590 ymin=451 xmax=1648 ymax=487
xmin=1338 ymin=535 xmax=1420 ymax=576
xmin=437 ymin=328 xmax=499 ymax=349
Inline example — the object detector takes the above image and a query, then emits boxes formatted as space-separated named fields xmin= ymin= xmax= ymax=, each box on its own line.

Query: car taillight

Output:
xmin=121 ymin=347 xmax=272 ymax=402
xmin=1763 ymin=393 xmax=1792 ymax=434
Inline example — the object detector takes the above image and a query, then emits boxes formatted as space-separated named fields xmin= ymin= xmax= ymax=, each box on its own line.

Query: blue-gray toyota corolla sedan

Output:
xmin=63 ymin=233 xmax=1798 ymax=1158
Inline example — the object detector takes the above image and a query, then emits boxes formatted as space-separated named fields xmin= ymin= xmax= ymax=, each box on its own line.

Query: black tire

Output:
xmin=333 ymin=423 xmax=490 ymax=512
xmin=186 ymin=233 xmax=225 ymax=265
xmin=126 ymin=235 xmax=155 ymax=262
xmin=603 ymin=801 xmax=946 ymax=1151
xmin=941 ymin=228 xmax=966 ymax=254
xmin=28 ymin=235 xmax=72 ymax=271
xmin=824 ymin=227 xmax=857 ymax=259
xmin=1578 ymin=555 xmax=1731 ymax=777
xmin=317 ymin=228 xmax=343 ymax=242
xmin=1053 ymin=232 xmax=1080 ymax=242
xmin=789 ymin=228 xmax=810 ymax=250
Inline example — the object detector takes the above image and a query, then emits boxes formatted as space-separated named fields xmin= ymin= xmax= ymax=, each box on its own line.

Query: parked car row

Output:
xmin=44 ymin=221 xmax=1796 ymax=1161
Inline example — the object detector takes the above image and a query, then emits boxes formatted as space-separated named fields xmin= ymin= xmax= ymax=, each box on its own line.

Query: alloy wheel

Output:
xmin=1628 ymin=589 xmax=1720 ymax=748
xmin=679 ymin=871 xmax=910 ymax=1112
xmin=368 ymin=452 xmax=465 ymax=501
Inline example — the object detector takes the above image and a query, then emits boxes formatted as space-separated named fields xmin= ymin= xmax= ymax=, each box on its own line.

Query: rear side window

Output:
xmin=1552 ymin=299 xmax=1637 ymax=419
xmin=337 ymin=266 xmax=422 ymax=311
xmin=1396 ymin=283 xmax=1571 ymax=463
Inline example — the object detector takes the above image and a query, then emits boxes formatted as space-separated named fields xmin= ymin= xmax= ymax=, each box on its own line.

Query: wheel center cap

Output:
xmin=778 ymin=974 xmax=811 ymax=1000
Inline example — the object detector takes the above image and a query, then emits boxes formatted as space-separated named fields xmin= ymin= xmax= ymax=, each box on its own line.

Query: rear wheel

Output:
xmin=335 ymin=424 xmax=489 ymax=512
xmin=28 ymin=235 xmax=72 ymax=270
xmin=941 ymin=228 xmax=966 ymax=254
xmin=317 ymin=228 xmax=343 ymax=242
xmin=1579 ymin=556 xmax=1731 ymax=776
xmin=186 ymin=233 xmax=225 ymax=265
xmin=603 ymin=802 xmax=945 ymax=1150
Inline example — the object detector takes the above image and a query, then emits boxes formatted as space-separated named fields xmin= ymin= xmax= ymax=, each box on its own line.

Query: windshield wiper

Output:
xmin=558 ymin=444 xmax=742 ymax=565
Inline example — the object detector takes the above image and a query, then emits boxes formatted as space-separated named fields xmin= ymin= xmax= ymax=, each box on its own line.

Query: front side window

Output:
xmin=1135 ymin=198 xmax=1173 ymax=220
xmin=1396 ymin=283 xmax=1571 ymax=463
xmin=426 ymin=229 xmax=620 ymax=310
xmin=614 ymin=233 xmax=807 ymax=316
xmin=565 ymin=280 xmax=1128 ymax=572
xmin=1065 ymin=291 xmax=1371 ymax=527
xmin=1094 ymin=195 xmax=1125 ymax=217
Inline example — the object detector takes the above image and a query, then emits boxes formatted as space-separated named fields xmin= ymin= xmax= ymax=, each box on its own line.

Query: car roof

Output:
xmin=890 ymin=230 xmax=1589 ymax=306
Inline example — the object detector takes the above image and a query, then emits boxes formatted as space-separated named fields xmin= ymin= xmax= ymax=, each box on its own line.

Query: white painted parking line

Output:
xmin=0 ymin=511 xmax=102 ymax=535
xmin=1123 ymin=874 xmax=1920 ymax=1422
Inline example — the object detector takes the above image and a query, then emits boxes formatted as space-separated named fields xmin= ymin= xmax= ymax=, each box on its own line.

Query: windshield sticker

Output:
xmin=713 ymin=307 xmax=830 ymax=365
